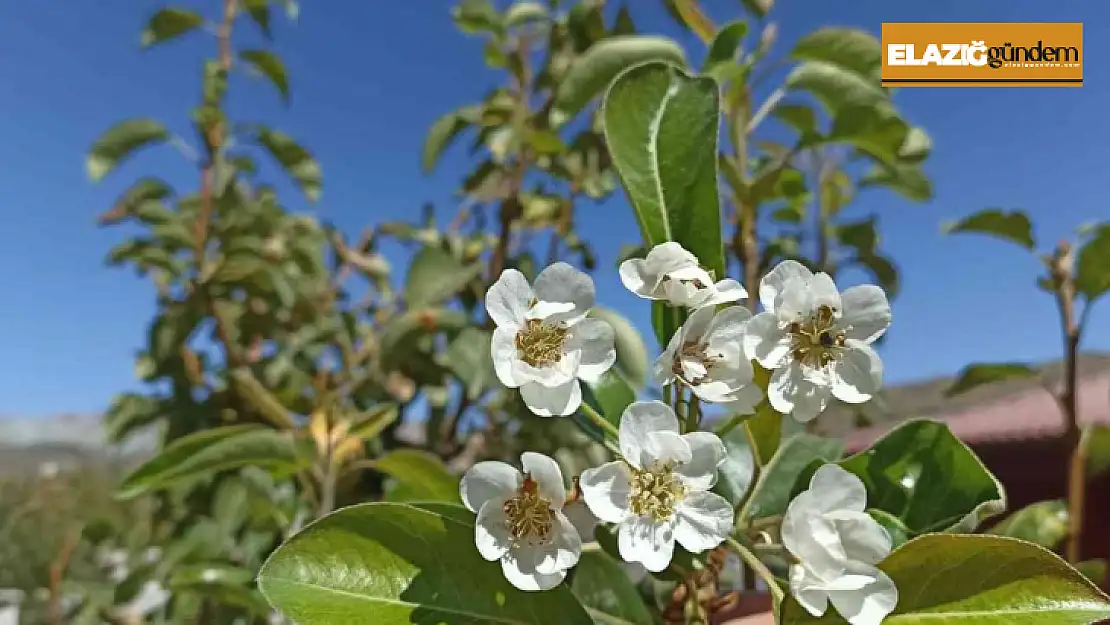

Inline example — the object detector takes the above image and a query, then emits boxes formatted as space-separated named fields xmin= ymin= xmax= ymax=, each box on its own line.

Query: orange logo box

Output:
xmin=881 ymin=22 xmax=1083 ymax=87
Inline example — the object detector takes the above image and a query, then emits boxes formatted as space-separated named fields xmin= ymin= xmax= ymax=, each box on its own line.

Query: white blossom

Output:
xmin=655 ymin=305 xmax=763 ymax=413
xmin=578 ymin=401 xmax=732 ymax=572
xmin=782 ymin=464 xmax=897 ymax=625
xmin=743 ymin=260 xmax=890 ymax=422
xmin=487 ymin=263 xmax=616 ymax=417
xmin=619 ymin=242 xmax=746 ymax=309
xmin=460 ymin=452 xmax=583 ymax=591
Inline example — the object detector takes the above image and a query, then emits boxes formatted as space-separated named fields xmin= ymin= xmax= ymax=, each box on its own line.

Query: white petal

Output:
xmin=675 ymin=432 xmax=725 ymax=490
xmin=674 ymin=491 xmax=732 ymax=552
xmin=698 ymin=279 xmax=747 ymax=307
xmin=521 ymin=452 xmax=567 ymax=508
xmin=641 ymin=431 xmax=692 ymax=467
xmin=827 ymin=563 xmax=898 ymax=625
xmin=790 ymin=564 xmax=831 ymax=618
xmin=475 ymin=496 xmax=512 ymax=561
xmin=645 ymin=242 xmax=699 ymax=276
xmin=653 ymin=331 xmax=682 ymax=386
xmin=828 ymin=510 xmax=892 ymax=565
xmin=535 ymin=512 xmax=582 ymax=574
xmin=839 ymin=285 xmax=891 ymax=343
xmin=661 ymin=265 xmax=716 ymax=307
xmin=520 ymin=379 xmax=582 ymax=417
xmin=580 ymin=461 xmax=632 ymax=524
xmin=776 ymin=276 xmax=814 ymax=322
xmin=618 ymin=515 xmax=676 ymax=572
xmin=679 ymin=304 xmax=717 ymax=343
xmin=562 ymin=500 xmax=599 ymax=542
xmin=500 ymin=554 xmax=566 ymax=591
xmin=769 ymin=363 xmax=832 ymax=422
xmin=569 ymin=318 xmax=616 ymax=383
xmin=460 ymin=461 xmax=521 ymax=513
xmin=528 ymin=299 xmax=576 ymax=320
xmin=510 ymin=353 xmax=577 ymax=388
xmin=486 ymin=269 xmax=533 ymax=328
xmin=492 ymin=326 xmax=521 ymax=388
xmin=809 ymin=272 xmax=843 ymax=313
xmin=760 ymin=260 xmax=813 ymax=313
xmin=619 ymin=258 xmax=652 ymax=297
xmin=782 ymin=492 xmax=850 ymax=581
xmin=830 ymin=341 xmax=883 ymax=404
xmin=533 ymin=262 xmax=594 ymax=325
xmin=720 ymin=383 xmax=764 ymax=415
xmin=704 ymin=305 xmax=752 ymax=345
xmin=743 ymin=312 xmax=791 ymax=368
xmin=618 ymin=401 xmax=680 ymax=469
xmin=808 ymin=464 xmax=868 ymax=514
xmin=680 ymin=356 xmax=708 ymax=382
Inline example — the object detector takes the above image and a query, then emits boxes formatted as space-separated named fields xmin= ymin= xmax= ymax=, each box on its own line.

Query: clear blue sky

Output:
xmin=1 ymin=0 xmax=1107 ymax=417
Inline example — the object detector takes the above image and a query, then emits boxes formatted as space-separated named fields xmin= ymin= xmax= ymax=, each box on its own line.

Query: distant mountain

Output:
xmin=0 ymin=413 xmax=155 ymax=474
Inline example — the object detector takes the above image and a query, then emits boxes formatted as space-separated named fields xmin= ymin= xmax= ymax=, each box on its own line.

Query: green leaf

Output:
xmin=987 ymin=500 xmax=1069 ymax=550
xmin=87 ymin=119 xmax=169 ymax=182
xmin=854 ymin=251 xmax=900 ymax=299
xmin=741 ymin=432 xmax=843 ymax=523
xmin=348 ymin=404 xmax=401 ymax=441
xmin=868 ymin=509 xmax=911 ymax=549
xmin=577 ymin=369 xmax=635 ymax=443
xmin=603 ymin=61 xmax=725 ymax=280
xmin=611 ymin=4 xmax=636 ymax=35
xmin=504 ymin=2 xmax=548 ymax=28
xmin=831 ymin=419 xmax=1006 ymax=534
xmin=781 ymin=534 xmax=1110 ymax=624
xmin=785 ymin=61 xmax=886 ymax=115
xmin=1081 ymin=425 xmax=1110 ymax=479
xmin=258 ymin=502 xmax=594 ymax=624
xmin=571 ymin=551 xmax=653 ymax=625
xmin=553 ymin=37 xmax=686 ymax=124
xmin=374 ymin=449 xmax=460 ymax=503
xmin=1077 ymin=559 xmax=1108 ymax=587
xmin=118 ymin=425 xmax=301 ymax=499
xmin=445 ymin=327 xmax=497 ymax=400
xmin=945 ymin=362 xmax=1038 ymax=397
xmin=859 ymin=162 xmax=932 ymax=201
xmin=702 ymin=20 xmax=748 ymax=75
xmin=240 ymin=50 xmax=290 ymax=104
xmin=740 ymin=0 xmax=773 ymax=18
xmin=1076 ymin=225 xmax=1110 ymax=301
xmin=791 ymin=27 xmax=881 ymax=81
xmin=403 ymin=246 xmax=483 ymax=307
xmin=714 ymin=428 xmax=756 ymax=507
xmin=942 ymin=208 xmax=1035 ymax=250
xmin=229 ymin=367 xmax=296 ymax=429
xmin=252 ymin=127 xmax=322 ymax=202
xmin=650 ymin=300 xmax=686 ymax=350
xmin=452 ymin=0 xmax=503 ymax=36
xmin=422 ymin=105 xmax=480 ymax=173
xmin=772 ymin=103 xmax=818 ymax=136
xmin=588 ymin=307 xmax=650 ymax=387
xmin=243 ymin=0 xmax=272 ymax=38
xmin=141 ymin=7 xmax=204 ymax=47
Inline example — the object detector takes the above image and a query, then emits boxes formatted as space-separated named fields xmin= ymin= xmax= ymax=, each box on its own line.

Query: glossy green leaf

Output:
xmin=740 ymin=433 xmax=843 ymax=523
xmin=374 ymin=449 xmax=460 ymax=503
xmin=252 ymin=127 xmax=322 ymax=202
xmin=828 ymin=419 xmax=1006 ymax=534
xmin=781 ymin=534 xmax=1110 ymax=624
xmin=445 ymin=327 xmax=496 ymax=400
xmin=554 ymin=37 xmax=686 ymax=123
xmin=118 ymin=425 xmax=301 ymax=499
xmin=942 ymin=208 xmax=1035 ymax=250
xmin=240 ymin=50 xmax=290 ymax=104
xmin=603 ymin=61 xmax=725 ymax=279
xmin=702 ymin=20 xmax=748 ymax=75
xmin=571 ymin=551 xmax=653 ymax=625
xmin=868 ymin=509 xmax=911 ymax=549
xmin=87 ymin=119 xmax=169 ymax=182
xmin=987 ymin=499 xmax=1069 ymax=550
xmin=772 ymin=103 xmax=818 ymax=136
xmin=422 ymin=105 xmax=480 ymax=173
xmin=1077 ymin=559 xmax=1108 ymax=587
xmin=258 ymin=503 xmax=594 ymax=624
xmin=588 ymin=307 xmax=650 ymax=387
xmin=403 ymin=246 xmax=483 ymax=307
xmin=141 ymin=7 xmax=203 ymax=47
xmin=1076 ymin=225 xmax=1110 ymax=301
xmin=791 ymin=27 xmax=881 ymax=81
xmin=785 ymin=61 xmax=886 ymax=115
xmin=945 ymin=362 xmax=1037 ymax=397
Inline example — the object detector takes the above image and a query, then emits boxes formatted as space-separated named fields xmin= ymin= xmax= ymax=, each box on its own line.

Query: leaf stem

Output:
xmin=578 ymin=402 xmax=620 ymax=441
xmin=726 ymin=536 xmax=784 ymax=604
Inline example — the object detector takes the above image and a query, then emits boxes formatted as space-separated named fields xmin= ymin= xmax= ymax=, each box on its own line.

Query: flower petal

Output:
xmin=619 ymin=401 xmax=680 ymax=469
xmin=674 ymin=491 xmax=732 ymax=552
xmin=653 ymin=330 xmax=682 ymax=386
xmin=641 ymin=431 xmax=692 ymax=468
xmin=830 ymin=340 xmax=883 ymax=404
xmin=720 ymin=383 xmax=764 ymax=415
xmin=619 ymin=258 xmax=652 ymax=297
xmin=660 ymin=265 xmax=716 ymax=307
xmin=810 ymin=272 xmax=842 ymax=313
xmin=828 ymin=510 xmax=892 ymax=565
xmin=618 ymin=515 xmax=676 ymax=572
xmin=475 ymin=496 xmax=512 ymax=561
xmin=533 ymin=262 xmax=595 ymax=325
xmin=827 ymin=563 xmax=898 ymax=625
xmin=679 ymin=304 xmax=717 ymax=343
xmin=500 ymin=554 xmax=566 ymax=591
xmin=645 ymin=242 xmax=699 ymax=277
xmin=486 ymin=269 xmax=533 ymax=328
xmin=743 ymin=312 xmax=790 ymax=368
xmin=460 ymin=461 xmax=521 ymax=513
xmin=704 ymin=305 xmax=752 ymax=345
xmin=839 ymin=285 xmax=891 ymax=343
xmin=562 ymin=500 xmax=599 ymax=542
xmin=760 ymin=260 xmax=813 ymax=313
xmin=775 ymin=276 xmax=813 ymax=322
xmin=675 ymin=432 xmax=725 ymax=490
xmin=808 ymin=464 xmax=868 ymax=514
xmin=535 ymin=512 xmax=582 ymax=575
xmin=569 ymin=318 xmax=616 ymax=383
xmin=789 ymin=564 xmax=831 ymax=618
xmin=769 ymin=363 xmax=832 ymax=422
xmin=519 ymin=379 xmax=582 ymax=417
xmin=699 ymin=279 xmax=747 ymax=307
xmin=491 ymin=326 xmax=521 ymax=388
xmin=782 ymin=491 xmax=850 ymax=581
xmin=521 ymin=451 xmax=567 ymax=508
xmin=580 ymin=461 xmax=632 ymax=524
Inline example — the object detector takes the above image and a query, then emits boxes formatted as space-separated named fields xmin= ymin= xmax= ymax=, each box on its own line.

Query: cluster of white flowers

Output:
xmin=465 ymin=243 xmax=896 ymax=624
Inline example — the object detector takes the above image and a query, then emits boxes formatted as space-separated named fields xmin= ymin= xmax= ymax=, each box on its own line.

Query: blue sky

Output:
xmin=1 ymin=0 xmax=1107 ymax=417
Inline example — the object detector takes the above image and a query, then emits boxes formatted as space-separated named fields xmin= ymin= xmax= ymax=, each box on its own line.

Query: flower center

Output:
xmin=787 ymin=304 xmax=846 ymax=369
xmin=502 ymin=475 xmax=555 ymax=544
xmin=514 ymin=318 xmax=569 ymax=368
xmin=672 ymin=341 xmax=717 ymax=384
xmin=628 ymin=461 xmax=687 ymax=522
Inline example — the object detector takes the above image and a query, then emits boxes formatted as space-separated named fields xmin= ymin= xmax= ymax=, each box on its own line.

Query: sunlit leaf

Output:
xmin=87 ymin=119 xmax=169 ymax=182
xmin=240 ymin=50 xmax=290 ymax=104
xmin=942 ymin=208 xmax=1036 ymax=250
